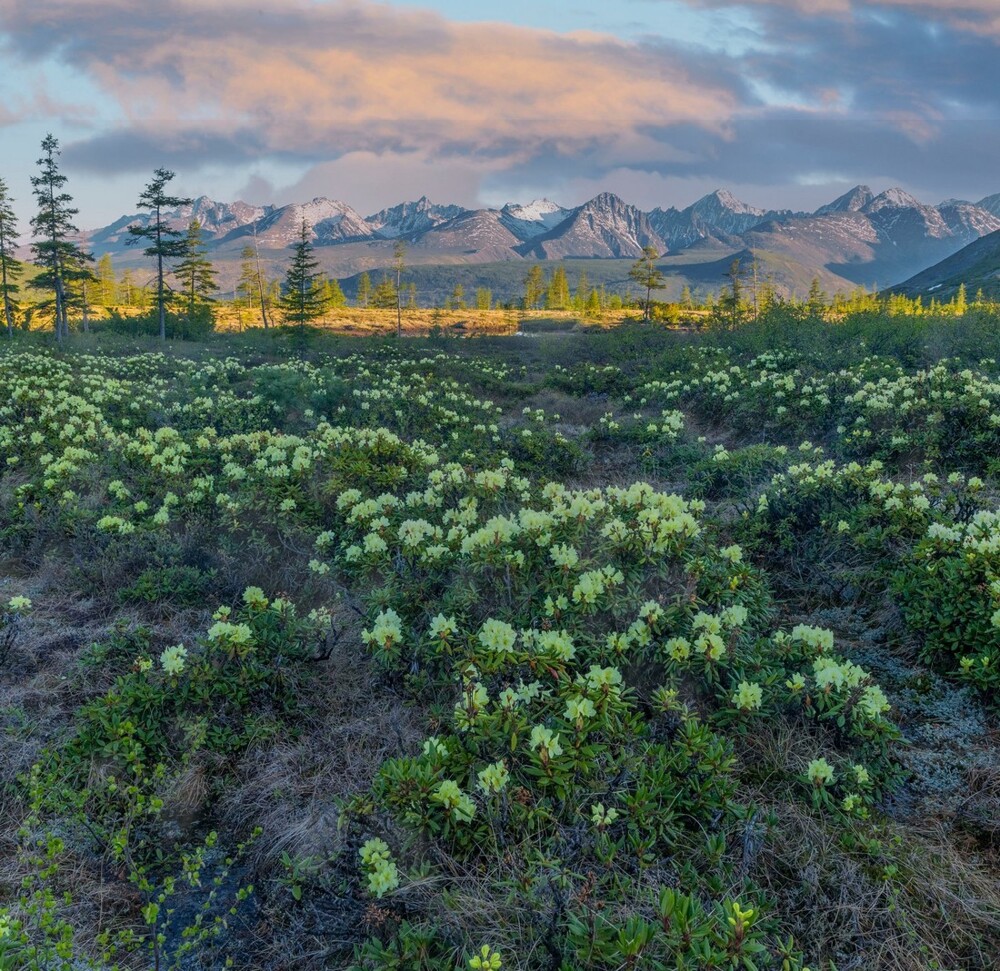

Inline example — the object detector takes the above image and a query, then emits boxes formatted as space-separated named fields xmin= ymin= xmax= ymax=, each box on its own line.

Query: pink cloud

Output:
xmin=0 ymin=0 xmax=738 ymax=162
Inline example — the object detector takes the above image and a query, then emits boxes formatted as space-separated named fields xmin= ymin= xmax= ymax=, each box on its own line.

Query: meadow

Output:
xmin=1 ymin=309 xmax=1000 ymax=970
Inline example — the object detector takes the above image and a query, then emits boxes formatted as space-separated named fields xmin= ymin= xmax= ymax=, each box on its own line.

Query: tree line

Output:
xmin=0 ymin=136 xmax=363 ymax=342
xmin=3 ymin=139 xmax=988 ymax=342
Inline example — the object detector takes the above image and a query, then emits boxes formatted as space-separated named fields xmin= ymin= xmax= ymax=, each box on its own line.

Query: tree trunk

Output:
xmin=157 ymin=249 xmax=166 ymax=341
xmin=396 ymin=265 xmax=402 ymax=338
xmin=0 ymin=224 xmax=12 ymax=337
xmin=253 ymin=227 xmax=269 ymax=330
xmin=54 ymin=265 xmax=66 ymax=343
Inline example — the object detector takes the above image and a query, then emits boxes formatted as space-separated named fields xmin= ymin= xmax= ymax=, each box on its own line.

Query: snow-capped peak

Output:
xmin=865 ymin=188 xmax=924 ymax=212
xmin=693 ymin=189 xmax=765 ymax=217
xmin=502 ymin=198 xmax=565 ymax=222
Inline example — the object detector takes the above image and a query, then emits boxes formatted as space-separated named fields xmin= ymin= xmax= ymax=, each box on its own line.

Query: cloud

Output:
xmin=272 ymin=152 xmax=489 ymax=215
xmin=668 ymin=0 xmax=1000 ymax=44
xmin=0 ymin=0 xmax=738 ymax=170
xmin=0 ymin=0 xmax=997 ymax=216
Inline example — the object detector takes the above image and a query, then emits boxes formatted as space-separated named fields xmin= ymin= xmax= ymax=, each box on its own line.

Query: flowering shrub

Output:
xmin=4 ymin=332 xmax=992 ymax=970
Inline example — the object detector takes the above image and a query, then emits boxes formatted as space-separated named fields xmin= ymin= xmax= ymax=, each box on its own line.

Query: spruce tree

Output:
xmin=372 ymin=275 xmax=398 ymax=309
xmin=174 ymin=219 xmax=218 ymax=332
xmin=806 ymin=277 xmax=827 ymax=318
xmin=30 ymin=134 xmax=92 ymax=342
xmin=129 ymin=168 xmax=191 ymax=341
xmin=280 ymin=220 xmax=326 ymax=331
xmin=0 ymin=176 xmax=22 ymax=336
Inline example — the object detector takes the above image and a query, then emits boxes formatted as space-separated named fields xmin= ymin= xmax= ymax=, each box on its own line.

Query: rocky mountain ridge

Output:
xmin=80 ymin=185 xmax=1000 ymax=295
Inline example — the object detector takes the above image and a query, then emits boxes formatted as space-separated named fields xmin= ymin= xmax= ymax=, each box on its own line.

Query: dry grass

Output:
xmin=748 ymin=794 xmax=1000 ymax=971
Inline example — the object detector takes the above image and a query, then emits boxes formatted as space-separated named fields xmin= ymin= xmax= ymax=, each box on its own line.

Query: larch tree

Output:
xmin=393 ymin=240 xmax=406 ymax=338
xmin=0 ymin=176 xmax=23 ymax=337
xmin=523 ymin=264 xmax=543 ymax=309
xmin=574 ymin=269 xmax=589 ymax=312
xmin=546 ymin=266 xmax=570 ymax=310
xmin=323 ymin=276 xmax=347 ymax=308
xmin=96 ymin=253 xmax=116 ymax=307
xmin=356 ymin=271 xmax=371 ymax=308
xmin=236 ymin=245 xmax=257 ymax=309
xmin=251 ymin=225 xmax=271 ymax=329
xmin=129 ymin=168 xmax=191 ymax=341
xmin=628 ymin=246 xmax=664 ymax=321
xmin=174 ymin=219 xmax=218 ymax=329
xmin=279 ymin=220 xmax=326 ymax=332
xmin=30 ymin=134 xmax=92 ymax=343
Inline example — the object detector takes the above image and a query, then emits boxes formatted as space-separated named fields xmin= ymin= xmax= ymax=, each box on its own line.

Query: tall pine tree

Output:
xmin=174 ymin=219 xmax=218 ymax=334
xmin=30 ymin=134 xmax=92 ymax=342
xmin=0 ymin=176 xmax=22 ymax=337
xmin=280 ymin=220 xmax=326 ymax=331
xmin=129 ymin=168 xmax=191 ymax=341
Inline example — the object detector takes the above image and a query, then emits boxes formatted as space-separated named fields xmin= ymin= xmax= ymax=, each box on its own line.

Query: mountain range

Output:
xmin=78 ymin=186 xmax=1000 ymax=303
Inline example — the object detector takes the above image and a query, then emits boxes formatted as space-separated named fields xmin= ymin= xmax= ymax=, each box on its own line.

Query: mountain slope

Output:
xmin=888 ymin=229 xmax=1000 ymax=300
xmin=86 ymin=196 xmax=271 ymax=254
xmin=517 ymin=193 xmax=665 ymax=259
xmin=499 ymin=199 xmax=570 ymax=240
xmin=366 ymin=197 xmax=467 ymax=239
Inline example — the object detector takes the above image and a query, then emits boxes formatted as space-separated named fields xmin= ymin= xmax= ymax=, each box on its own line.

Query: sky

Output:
xmin=0 ymin=0 xmax=998 ymax=229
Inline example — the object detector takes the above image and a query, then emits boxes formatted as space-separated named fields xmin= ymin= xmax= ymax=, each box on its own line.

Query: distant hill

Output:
xmin=66 ymin=185 xmax=1000 ymax=304
xmin=888 ymin=229 xmax=1000 ymax=301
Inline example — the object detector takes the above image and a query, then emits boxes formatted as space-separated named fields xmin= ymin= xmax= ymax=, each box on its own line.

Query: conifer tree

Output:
xmin=280 ymin=220 xmax=326 ymax=331
xmin=175 ymin=219 xmax=218 ymax=327
xmin=806 ymin=277 xmax=827 ymax=318
xmin=323 ymin=276 xmax=347 ymax=309
xmin=0 ymin=176 xmax=22 ymax=336
xmin=523 ymin=264 xmax=544 ymax=309
xmin=716 ymin=259 xmax=747 ymax=329
xmin=236 ymin=245 xmax=257 ymax=309
xmin=96 ymin=253 xmax=116 ymax=307
xmin=30 ymin=134 xmax=92 ymax=342
xmin=129 ymin=168 xmax=192 ymax=340
xmin=954 ymin=282 xmax=967 ymax=316
xmin=628 ymin=246 xmax=664 ymax=320
xmin=574 ymin=270 xmax=589 ymax=312
xmin=252 ymin=226 xmax=272 ymax=329
xmin=371 ymin=275 xmax=398 ymax=309
xmin=393 ymin=240 xmax=406 ymax=337
xmin=547 ymin=266 xmax=570 ymax=310
xmin=356 ymin=271 xmax=372 ymax=308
